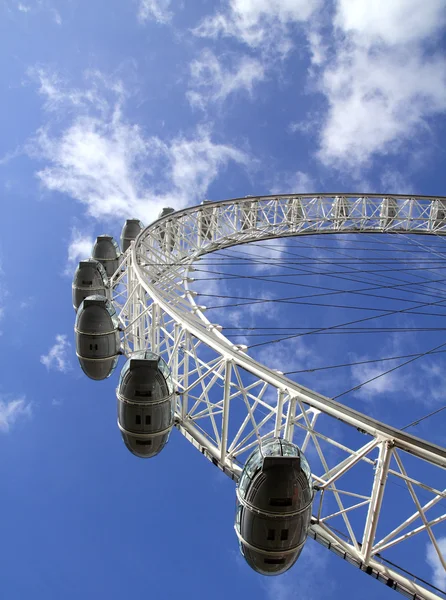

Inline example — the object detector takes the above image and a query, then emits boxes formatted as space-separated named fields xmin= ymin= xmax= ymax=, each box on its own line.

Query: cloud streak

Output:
xmin=138 ymin=0 xmax=172 ymax=24
xmin=30 ymin=69 xmax=250 ymax=224
xmin=311 ymin=0 xmax=446 ymax=170
xmin=194 ymin=0 xmax=321 ymax=57
xmin=40 ymin=334 xmax=71 ymax=373
xmin=187 ymin=49 xmax=265 ymax=110
xmin=425 ymin=536 xmax=446 ymax=591
xmin=0 ymin=396 xmax=32 ymax=432
xmin=65 ymin=228 xmax=94 ymax=275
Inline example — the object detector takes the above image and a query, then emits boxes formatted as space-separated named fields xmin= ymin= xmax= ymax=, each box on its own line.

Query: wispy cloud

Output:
xmin=138 ymin=0 xmax=172 ymax=24
xmin=349 ymin=333 xmax=446 ymax=404
xmin=0 ymin=259 xmax=6 ymax=326
xmin=255 ymin=336 xmax=314 ymax=374
xmin=65 ymin=228 xmax=94 ymax=275
xmin=40 ymin=334 xmax=71 ymax=373
xmin=29 ymin=69 xmax=250 ymax=224
xmin=193 ymin=0 xmax=321 ymax=57
xmin=379 ymin=169 xmax=415 ymax=195
xmin=311 ymin=0 xmax=446 ymax=170
xmin=350 ymin=359 xmax=406 ymax=398
xmin=262 ymin=540 xmax=333 ymax=600
xmin=29 ymin=67 xmax=122 ymax=114
xmin=425 ymin=536 xmax=446 ymax=591
xmin=0 ymin=396 xmax=32 ymax=432
xmin=15 ymin=1 xmax=62 ymax=24
xmin=270 ymin=171 xmax=315 ymax=195
xmin=187 ymin=49 xmax=265 ymax=110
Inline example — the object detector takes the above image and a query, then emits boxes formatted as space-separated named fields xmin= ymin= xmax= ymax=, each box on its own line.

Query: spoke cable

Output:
xmin=333 ymin=340 xmax=446 ymax=400
xmin=402 ymin=406 xmax=446 ymax=431
xmin=246 ymin=295 xmax=446 ymax=349
xmin=282 ymin=349 xmax=446 ymax=375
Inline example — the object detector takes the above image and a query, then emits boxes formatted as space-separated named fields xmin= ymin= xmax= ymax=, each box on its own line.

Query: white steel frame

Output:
xmin=111 ymin=194 xmax=446 ymax=600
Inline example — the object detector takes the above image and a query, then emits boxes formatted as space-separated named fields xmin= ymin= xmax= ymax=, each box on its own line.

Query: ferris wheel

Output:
xmin=73 ymin=194 xmax=446 ymax=599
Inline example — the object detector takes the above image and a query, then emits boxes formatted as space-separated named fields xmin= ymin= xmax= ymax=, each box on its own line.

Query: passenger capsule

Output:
xmin=430 ymin=199 xmax=446 ymax=229
xmin=285 ymin=197 xmax=303 ymax=225
xmin=72 ymin=259 xmax=109 ymax=312
xmin=92 ymin=235 xmax=121 ymax=277
xmin=116 ymin=351 xmax=175 ymax=458
xmin=239 ymin=200 xmax=258 ymax=231
xmin=121 ymin=219 xmax=144 ymax=252
xmin=159 ymin=207 xmax=175 ymax=219
xmin=75 ymin=295 xmax=120 ymax=380
xmin=379 ymin=197 xmax=398 ymax=228
xmin=199 ymin=200 xmax=215 ymax=241
xmin=332 ymin=196 xmax=350 ymax=226
xmin=235 ymin=438 xmax=313 ymax=576
xmin=158 ymin=207 xmax=176 ymax=252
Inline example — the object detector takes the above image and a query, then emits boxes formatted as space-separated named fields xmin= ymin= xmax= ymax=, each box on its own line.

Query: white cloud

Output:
xmin=350 ymin=360 xmax=405 ymax=398
xmin=256 ymin=336 xmax=314 ymax=374
xmin=187 ymin=49 xmax=265 ymax=110
xmin=40 ymin=334 xmax=71 ymax=373
xmin=263 ymin=540 xmax=332 ymax=600
xmin=29 ymin=69 xmax=249 ymax=224
xmin=418 ymin=361 xmax=446 ymax=405
xmin=193 ymin=0 xmax=321 ymax=56
xmin=65 ymin=228 xmax=94 ymax=275
xmin=307 ymin=31 xmax=326 ymax=67
xmin=314 ymin=0 xmax=446 ymax=169
xmin=29 ymin=68 xmax=121 ymax=114
xmin=0 ymin=260 xmax=6 ymax=325
xmin=52 ymin=9 xmax=61 ymax=25
xmin=19 ymin=297 xmax=35 ymax=310
xmin=138 ymin=0 xmax=172 ymax=24
xmin=425 ymin=537 xmax=446 ymax=591
xmin=0 ymin=396 xmax=32 ymax=432
xmin=15 ymin=2 xmax=62 ymax=24
xmin=379 ymin=170 xmax=415 ymax=195
xmin=0 ymin=146 xmax=22 ymax=166
xmin=349 ymin=330 xmax=446 ymax=403
xmin=270 ymin=171 xmax=315 ymax=195
xmin=335 ymin=0 xmax=446 ymax=46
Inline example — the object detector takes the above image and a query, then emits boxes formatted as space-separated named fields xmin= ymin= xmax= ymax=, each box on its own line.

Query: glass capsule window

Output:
xmin=110 ymin=238 xmax=120 ymax=255
xmin=118 ymin=350 xmax=174 ymax=395
xmin=95 ymin=261 xmax=108 ymax=280
xmin=300 ymin=452 xmax=312 ymax=485
xmin=237 ymin=438 xmax=312 ymax=500
xmin=157 ymin=356 xmax=174 ymax=394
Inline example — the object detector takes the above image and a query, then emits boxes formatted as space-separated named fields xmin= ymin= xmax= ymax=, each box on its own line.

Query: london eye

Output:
xmin=73 ymin=194 xmax=446 ymax=599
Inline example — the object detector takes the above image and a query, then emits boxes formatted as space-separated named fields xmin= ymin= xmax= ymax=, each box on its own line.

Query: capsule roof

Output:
xmin=72 ymin=259 xmax=109 ymax=312
xmin=121 ymin=219 xmax=144 ymax=252
xmin=118 ymin=350 xmax=174 ymax=396
xmin=158 ymin=207 xmax=175 ymax=218
xmin=92 ymin=235 xmax=121 ymax=277
xmin=75 ymin=295 xmax=119 ymax=333
xmin=239 ymin=438 xmax=312 ymax=489
xmin=92 ymin=235 xmax=120 ymax=256
xmin=77 ymin=258 xmax=108 ymax=275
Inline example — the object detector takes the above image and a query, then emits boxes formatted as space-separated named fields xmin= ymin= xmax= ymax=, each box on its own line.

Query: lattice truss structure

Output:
xmin=111 ymin=195 xmax=446 ymax=600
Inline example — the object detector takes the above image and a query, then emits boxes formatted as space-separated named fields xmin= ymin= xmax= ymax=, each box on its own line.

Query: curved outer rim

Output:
xmin=132 ymin=193 xmax=446 ymax=470
xmin=127 ymin=193 xmax=446 ymax=600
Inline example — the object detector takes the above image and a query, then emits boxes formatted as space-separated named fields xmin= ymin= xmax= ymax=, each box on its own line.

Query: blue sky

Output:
xmin=0 ymin=0 xmax=445 ymax=598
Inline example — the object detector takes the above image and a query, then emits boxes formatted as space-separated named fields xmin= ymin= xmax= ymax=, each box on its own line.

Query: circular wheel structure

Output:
xmin=110 ymin=194 xmax=446 ymax=599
